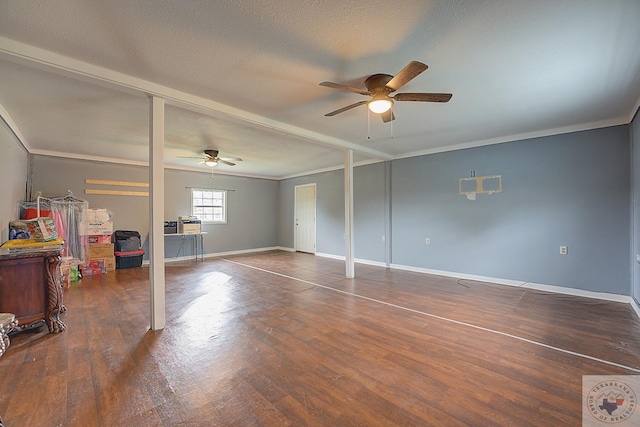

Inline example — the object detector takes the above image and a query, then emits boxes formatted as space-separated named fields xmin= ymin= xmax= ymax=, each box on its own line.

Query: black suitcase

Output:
xmin=113 ymin=230 xmax=141 ymax=252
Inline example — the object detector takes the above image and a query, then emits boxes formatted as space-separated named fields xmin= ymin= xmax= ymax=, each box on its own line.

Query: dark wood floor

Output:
xmin=1 ymin=250 xmax=640 ymax=426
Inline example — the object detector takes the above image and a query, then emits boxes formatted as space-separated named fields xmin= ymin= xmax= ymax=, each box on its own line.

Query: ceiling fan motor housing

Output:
xmin=365 ymin=74 xmax=394 ymax=96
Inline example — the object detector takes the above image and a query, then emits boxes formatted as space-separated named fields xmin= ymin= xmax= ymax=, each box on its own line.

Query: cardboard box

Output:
xmin=79 ymin=220 xmax=114 ymax=236
xmin=79 ymin=259 xmax=107 ymax=276
xmin=83 ymin=208 xmax=113 ymax=223
xmin=80 ymin=221 xmax=114 ymax=236
xmin=81 ymin=259 xmax=103 ymax=267
xmin=81 ymin=266 xmax=106 ymax=276
xmin=88 ymin=243 xmax=114 ymax=259
xmin=85 ymin=234 xmax=112 ymax=244
xmin=102 ymin=256 xmax=116 ymax=271
xmin=81 ymin=256 xmax=114 ymax=272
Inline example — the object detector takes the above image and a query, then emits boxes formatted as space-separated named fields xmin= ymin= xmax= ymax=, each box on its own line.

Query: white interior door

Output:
xmin=295 ymin=184 xmax=316 ymax=253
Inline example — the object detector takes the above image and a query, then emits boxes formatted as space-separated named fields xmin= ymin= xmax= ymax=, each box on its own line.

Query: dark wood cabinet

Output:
xmin=0 ymin=249 xmax=65 ymax=333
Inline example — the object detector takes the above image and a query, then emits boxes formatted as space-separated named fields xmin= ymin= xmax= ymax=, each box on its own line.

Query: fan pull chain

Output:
xmin=367 ymin=108 xmax=371 ymax=139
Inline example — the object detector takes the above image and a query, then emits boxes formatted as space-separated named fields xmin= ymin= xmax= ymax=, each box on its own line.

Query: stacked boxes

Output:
xmin=85 ymin=240 xmax=115 ymax=273
xmin=79 ymin=209 xmax=114 ymax=236
xmin=81 ymin=209 xmax=115 ymax=276
xmin=113 ymin=230 xmax=144 ymax=269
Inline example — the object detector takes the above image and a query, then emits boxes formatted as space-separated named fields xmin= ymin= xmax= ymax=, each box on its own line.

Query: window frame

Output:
xmin=191 ymin=188 xmax=227 ymax=224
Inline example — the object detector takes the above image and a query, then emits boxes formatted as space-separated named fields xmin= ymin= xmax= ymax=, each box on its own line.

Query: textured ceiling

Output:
xmin=0 ymin=0 xmax=639 ymax=179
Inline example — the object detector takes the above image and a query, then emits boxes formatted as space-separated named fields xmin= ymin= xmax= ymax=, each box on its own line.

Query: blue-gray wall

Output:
xmin=0 ymin=118 xmax=29 ymax=242
xmin=392 ymin=126 xmax=630 ymax=294
xmin=278 ymin=170 xmax=345 ymax=256
xmin=277 ymin=162 xmax=387 ymax=262
xmin=632 ymin=110 xmax=640 ymax=304
xmin=278 ymin=125 xmax=632 ymax=295
xmin=164 ymin=168 xmax=278 ymax=255
xmin=354 ymin=162 xmax=387 ymax=263
xmin=15 ymin=121 xmax=638 ymax=297
xmin=30 ymin=156 xmax=278 ymax=259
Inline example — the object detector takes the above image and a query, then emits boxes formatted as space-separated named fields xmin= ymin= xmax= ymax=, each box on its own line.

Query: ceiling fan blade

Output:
xmin=217 ymin=159 xmax=236 ymax=166
xmin=325 ymin=100 xmax=368 ymax=117
xmin=385 ymin=61 xmax=428 ymax=92
xmin=380 ymin=110 xmax=395 ymax=123
xmin=393 ymin=93 xmax=452 ymax=102
xmin=177 ymin=155 xmax=207 ymax=159
xmin=220 ymin=156 xmax=243 ymax=162
xmin=319 ymin=81 xmax=370 ymax=95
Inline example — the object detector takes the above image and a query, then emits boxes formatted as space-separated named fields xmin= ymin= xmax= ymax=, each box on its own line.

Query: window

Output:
xmin=191 ymin=188 xmax=226 ymax=223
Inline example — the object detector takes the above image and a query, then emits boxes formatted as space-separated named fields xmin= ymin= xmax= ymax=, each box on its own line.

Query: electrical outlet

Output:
xmin=560 ymin=246 xmax=568 ymax=255
xmin=425 ymin=238 xmax=431 ymax=245
xmin=382 ymin=235 xmax=385 ymax=242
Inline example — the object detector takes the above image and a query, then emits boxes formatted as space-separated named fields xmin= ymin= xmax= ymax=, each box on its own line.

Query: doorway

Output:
xmin=295 ymin=184 xmax=316 ymax=254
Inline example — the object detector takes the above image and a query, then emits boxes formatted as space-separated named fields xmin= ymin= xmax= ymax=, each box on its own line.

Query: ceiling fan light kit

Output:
xmin=320 ymin=61 xmax=452 ymax=122
xmin=368 ymin=96 xmax=393 ymax=114
xmin=178 ymin=149 xmax=243 ymax=168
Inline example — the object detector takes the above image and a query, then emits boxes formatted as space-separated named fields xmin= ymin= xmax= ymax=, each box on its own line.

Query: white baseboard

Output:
xmin=390 ymin=263 xmax=525 ymax=287
xmin=631 ymin=299 xmax=640 ymax=318
xmin=200 ymin=246 xmax=283 ymax=259
xmin=315 ymin=252 xmax=387 ymax=268
xmin=389 ymin=262 xmax=632 ymax=304
xmin=519 ymin=281 xmax=631 ymax=304
xmin=316 ymin=253 xmax=634 ymax=307
xmin=315 ymin=252 xmax=342 ymax=260
xmin=356 ymin=258 xmax=388 ymax=268
xmin=142 ymin=246 xmax=285 ymax=265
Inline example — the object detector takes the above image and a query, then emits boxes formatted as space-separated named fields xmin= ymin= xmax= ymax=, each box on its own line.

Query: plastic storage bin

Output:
xmin=114 ymin=249 xmax=144 ymax=269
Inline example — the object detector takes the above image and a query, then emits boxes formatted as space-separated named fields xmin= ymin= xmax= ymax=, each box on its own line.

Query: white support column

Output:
xmin=149 ymin=96 xmax=166 ymax=330
xmin=345 ymin=149 xmax=355 ymax=278
xmin=384 ymin=160 xmax=392 ymax=267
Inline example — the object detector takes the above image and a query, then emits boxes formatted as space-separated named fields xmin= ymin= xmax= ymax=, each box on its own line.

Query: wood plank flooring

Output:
xmin=1 ymin=250 xmax=639 ymax=426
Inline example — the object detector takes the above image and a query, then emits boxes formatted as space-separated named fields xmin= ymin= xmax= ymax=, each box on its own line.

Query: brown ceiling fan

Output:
xmin=319 ymin=61 xmax=452 ymax=122
xmin=179 ymin=149 xmax=243 ymax=167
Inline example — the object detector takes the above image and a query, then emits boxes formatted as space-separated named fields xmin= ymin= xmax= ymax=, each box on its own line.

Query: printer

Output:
xmin=178 ymin=216 xmax=201 ymax=234
xmin=164 ymin=221 xmax=177 ymax=234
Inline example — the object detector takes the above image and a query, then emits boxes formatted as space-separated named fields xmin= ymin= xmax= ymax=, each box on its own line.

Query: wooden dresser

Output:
xmin=0 ymin=248 xmax=66 ymax=333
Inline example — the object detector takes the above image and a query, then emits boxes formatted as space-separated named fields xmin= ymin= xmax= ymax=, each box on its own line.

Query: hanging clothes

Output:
xmin=50 ymin=191 xmax=89 ymax=261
